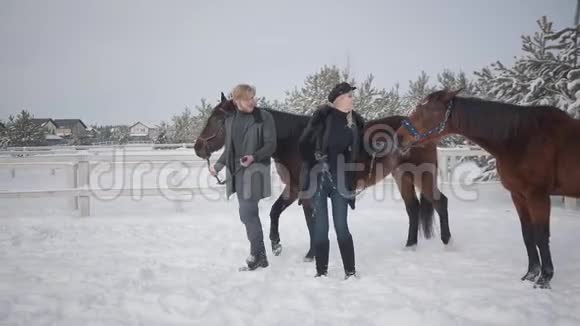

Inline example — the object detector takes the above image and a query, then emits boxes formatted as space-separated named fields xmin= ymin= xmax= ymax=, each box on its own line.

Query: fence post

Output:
xmin=66 ymin=163 xmax=78 ymax=210
xmin=438 ymin=151 xmax=449 ymax=182
xmin=77 ymin=154 xmax=91 ymax=216
xmin=565 ymin=197 xmax=577 ymax=210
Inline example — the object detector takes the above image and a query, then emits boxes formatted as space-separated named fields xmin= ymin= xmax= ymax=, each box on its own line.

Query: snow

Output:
xmin=1 ymin=166 xmax=580 ymax=325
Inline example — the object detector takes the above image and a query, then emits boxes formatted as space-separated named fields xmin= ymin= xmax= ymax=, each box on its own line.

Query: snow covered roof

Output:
xmin=129 ymin=121 xmax=159 ymax=130
xmin=54 ymin=119 xmax=88 ymax=129
xmin=31 ymin=119 xmax=57 ymax=127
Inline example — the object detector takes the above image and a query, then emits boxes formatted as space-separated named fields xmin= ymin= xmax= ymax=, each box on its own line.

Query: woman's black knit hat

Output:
xmin=328 ymin=82 xmax=356 ymax=103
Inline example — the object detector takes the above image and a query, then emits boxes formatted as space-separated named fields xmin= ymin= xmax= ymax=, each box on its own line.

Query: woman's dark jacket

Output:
xmin=297 ymin=104 xmax=366 ymax=209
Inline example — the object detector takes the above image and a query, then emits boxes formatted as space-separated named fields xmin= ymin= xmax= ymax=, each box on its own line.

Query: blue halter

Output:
xmin=402 ymin=99 xmax=454 ymax=142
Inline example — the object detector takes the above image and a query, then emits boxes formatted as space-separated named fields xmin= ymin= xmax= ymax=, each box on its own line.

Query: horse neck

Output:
xmin=446 ymin=97 xmax=511 ymax=157
xmin=265 ymin=108 xmax=309 ymax=159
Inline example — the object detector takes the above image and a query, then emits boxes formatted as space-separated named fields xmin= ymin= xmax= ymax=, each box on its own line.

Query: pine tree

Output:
xmin=435 ymin=70 xmax=478 ymax=147
xmin=474 ymin=16 xmax=579 ymax=112
xmin=111 ymin=126 xmax=129 ymax=144
xmin=284 ymin=65 xmax=401 ymax=118
xmin=5 ymin=110 xmax=46 ymax=147
xmin=172 ymin=107 xmax=196 ymax=143
xmin=284 ymin=65 xmax=355 ymax=115
xmin=257 ymin=97 xmax=287 ymax=111
xmin=155 ymin=121 xmax=173 ymax=144
xmin=192 ymin=99 xmax=214 ymax=138
xmin=353 ymin=75 xmax=402 ymax=119
xmin=0 ymin=121 xmax=9 ymax=148
xmin=401 ymin=71 xmax=436 ymax=114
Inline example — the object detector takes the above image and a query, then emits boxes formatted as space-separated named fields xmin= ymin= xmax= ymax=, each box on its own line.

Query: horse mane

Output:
xmin=448 ymin=95 xmax=571 ymax=141
xmin=263 ymin=108 xmax=310 ymax=141
xmin=365 ymin=115 xmax=406 ymax=130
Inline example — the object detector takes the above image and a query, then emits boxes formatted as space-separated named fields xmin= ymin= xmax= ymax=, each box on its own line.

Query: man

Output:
xmin=210 ymin=84 xmax=277 ymax=271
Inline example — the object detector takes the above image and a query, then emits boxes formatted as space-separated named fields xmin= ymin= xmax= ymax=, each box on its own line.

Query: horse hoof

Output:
xmin=272 ymin=241 xmax=282 ymax=256
xmin=521 ymin=269 xmax=540 ymax=282
xmin=442 ymin=235 xmax=452 ymax=245
xmin=533 ymin=278 xmax=551 ymax=289
xmin=404 ymin=244 xmax=417 ymax=251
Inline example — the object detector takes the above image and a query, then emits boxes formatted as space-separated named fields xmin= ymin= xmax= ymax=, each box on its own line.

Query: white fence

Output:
xmin=0 ymin=145 xmax=210 ymax=216
xmin=0 ymin=145 xmax=576 ymax=216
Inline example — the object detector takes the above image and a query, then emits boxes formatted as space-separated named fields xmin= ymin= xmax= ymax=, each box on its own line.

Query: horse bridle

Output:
xmin=401 ymin=98 xmax=454 ymax=144
xmin=196 ymin=107 xmax=241 ymax=185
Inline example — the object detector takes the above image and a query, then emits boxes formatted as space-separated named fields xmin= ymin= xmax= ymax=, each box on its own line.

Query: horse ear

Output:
xmin=220 ymin=92 xmax=227 ymax=102
xmin=443 ymin=88 xmax=462 ymax=102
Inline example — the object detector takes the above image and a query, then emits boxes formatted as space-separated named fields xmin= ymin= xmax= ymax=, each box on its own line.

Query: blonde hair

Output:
xmin=232 ymin=84 xmax=256 ymax=101
xmin=346 ymin=111 xmax=354 ymax=129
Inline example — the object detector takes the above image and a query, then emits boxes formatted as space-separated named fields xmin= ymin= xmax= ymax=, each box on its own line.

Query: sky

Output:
xmin=0 ymin=0 xmax=573 ymax=125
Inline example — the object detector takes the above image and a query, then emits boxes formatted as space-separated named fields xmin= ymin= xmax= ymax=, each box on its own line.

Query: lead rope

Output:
xmin=206 ymin=157 xmax=243 ymax=185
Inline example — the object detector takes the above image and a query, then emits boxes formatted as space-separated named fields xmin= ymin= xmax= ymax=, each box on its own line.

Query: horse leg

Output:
xmin=511 ymin=192 xmax=541 ymax=282
xmin=301 ymin=201 xmax=315 ymax=261
xmin=268 ymin=185 xmax=297 ymax=256
xmin=395 ymin=172 xmax=421 ymax=247
xmin=419 ymin=172 xmax=450 ymax=244
xmin=526 ymin=191 xmax=553 ymax=289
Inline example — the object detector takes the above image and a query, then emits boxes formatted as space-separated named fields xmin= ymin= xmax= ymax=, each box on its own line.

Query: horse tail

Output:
xmin=419 ymin=193 xmax=434 ymax=239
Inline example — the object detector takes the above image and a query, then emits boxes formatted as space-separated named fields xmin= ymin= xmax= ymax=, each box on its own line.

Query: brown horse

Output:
xmin=395 ymin=89 xmax=580 ymax=289
xmin=194 ymin=93 xmax=451 ymax=261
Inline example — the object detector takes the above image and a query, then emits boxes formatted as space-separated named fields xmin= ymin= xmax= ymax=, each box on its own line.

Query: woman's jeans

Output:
xmin=312 ymin=169 xmax=355 ymax=275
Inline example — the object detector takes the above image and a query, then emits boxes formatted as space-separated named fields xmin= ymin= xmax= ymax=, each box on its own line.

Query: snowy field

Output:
xmin=1 ymin=162 xmax=580 ymax=325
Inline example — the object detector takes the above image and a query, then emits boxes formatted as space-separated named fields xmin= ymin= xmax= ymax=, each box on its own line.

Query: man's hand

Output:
xmin=240 ymin=155 xmax=255 ymax=167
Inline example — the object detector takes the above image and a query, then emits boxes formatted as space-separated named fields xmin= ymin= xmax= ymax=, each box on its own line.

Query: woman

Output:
xmin=298 ymin=82 xmax=365 ymax=279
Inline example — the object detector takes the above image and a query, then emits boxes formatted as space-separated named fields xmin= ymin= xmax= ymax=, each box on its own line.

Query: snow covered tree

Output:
xmin=352 ymin=75 xmax=402 ymax=119
xmin=0 ymin=121 xmax=9 ymax=148
xmin=192 ymin=98 xmax=214 ymax=138
xmin=436 ymin=70 xmax=478 ymax=147
xmin=285 ymin=65 xmax=354 ymax=114
xmin=474 ymin=16 xmax=579 ymax=115
xmin=257 ymin=97 xmax=287 ymax=111
xmin=284 ymin=65 xmax=401 ymax=118
xmin=111 ymin=126 xmax=129 ymax=144
xmin=155 ymin=121 xmax=173 ymax=144
xmin=172 ymin=107 xmax=196 ymax=143
xmin=401 ymin=71 xmax=436 ymax=114
xmin=4 ymin=110 xmax=46 ymax=147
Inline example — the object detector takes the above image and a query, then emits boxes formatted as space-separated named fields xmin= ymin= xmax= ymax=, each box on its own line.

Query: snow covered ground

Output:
xmin=1 ymin=164 xmax=580 ymax=325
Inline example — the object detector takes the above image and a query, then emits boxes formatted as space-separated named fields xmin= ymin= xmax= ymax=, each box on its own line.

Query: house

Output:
xmin=54 ymin=119 xmax=88 ymax=138
xmin=31 ymin=119 xmax=58 ymax=135
xmin=129 ymin=122 xmax=159 ymax=141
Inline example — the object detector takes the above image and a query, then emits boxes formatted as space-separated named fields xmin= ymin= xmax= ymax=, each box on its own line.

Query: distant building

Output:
xmin=129 ymin=122 xmax=159 ymax=141
xmin=31 ymin=119 xmax=58 ymax=134
xmin=54 ymin=119 xmax=88 ymax=138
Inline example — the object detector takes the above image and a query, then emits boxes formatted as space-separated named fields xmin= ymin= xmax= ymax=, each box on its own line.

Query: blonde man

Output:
xmin=211 ymin=84 xmax=277 ymax=271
